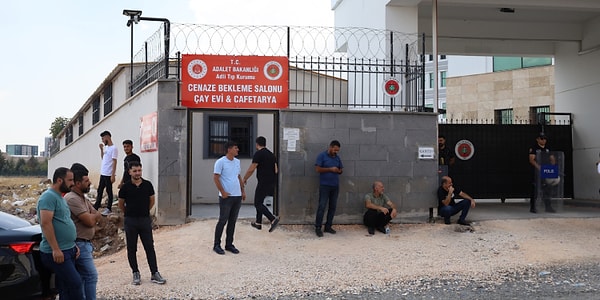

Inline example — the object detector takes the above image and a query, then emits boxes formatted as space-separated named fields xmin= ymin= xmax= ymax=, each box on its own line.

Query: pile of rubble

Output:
xmin=0 ymin=177 xmax=125 ymax=258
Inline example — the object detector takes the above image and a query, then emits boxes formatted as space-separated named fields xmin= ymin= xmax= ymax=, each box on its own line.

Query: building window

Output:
xmin=65 ymin=125 xmax=73 ymax=145
xmin=103 ymin=83 xmax=113 ymax=116
xmin=92 ymin=97 xmax=100 ymax=125
xmin=493 ymin=56 xmax=553 ymax=72
xmin=207 ymin=116 xmax=253 ymax=158
xmin=530 ymin=105 xmax=550 ymax=124
xmin=440 ymin=71 xmax=447 ymax=87
xmin=440 ymin=55 xmax=446 ymax=60
xmin=428 ymin=72 xmax=433 ymax=89
xmin=78 ymin=115 xmax=83 ymax=136
xmin=428 ymin=55 xmax=434 ymax=61
xmin=495 ymin=109 xmax=513 ymax=124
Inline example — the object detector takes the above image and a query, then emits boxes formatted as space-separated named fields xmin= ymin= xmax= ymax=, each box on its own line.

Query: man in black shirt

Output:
xmin=118 ymin=139 xmax=141 ymax=189
xmin=118 ymin=161 xmax=166 ymax=286
xmin=243 ymin=136 xmax=280 ymax=232
xmin=437 ymin=176 xmax=476 ymax=225
xmin=528 ymin=132 xmax=555 ymax=213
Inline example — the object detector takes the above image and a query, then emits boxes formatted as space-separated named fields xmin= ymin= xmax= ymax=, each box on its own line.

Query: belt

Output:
xmin=75 ymin=238 xmax=91 ymax=243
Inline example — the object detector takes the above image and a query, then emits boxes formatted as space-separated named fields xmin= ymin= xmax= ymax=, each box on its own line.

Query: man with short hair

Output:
xmin=213 ymin=140 xmax=246 ymax=255
xmin=118 ymin=161 xmax=166 ymax=285
xmin=363 ymin=181 xmax=398 ymax=235
xmin=528 ymin=132 xmax=555 ymax=213
xmin=437 ymin=176 xmax=476 ymax=226
xmin=65 ymin=163 xmax=102 ymax=300
xmin=243 ymin=136 xmax=280 ymax=232
xmin=37 ymin=167 xmax=84 ymax=300
xmin=314 ymin=140 xmax=343 ymax=237
xmin=94 ymin=130 xmax=118 ymax=215
xmin=118 ymin=139 xmax=141 ymax=189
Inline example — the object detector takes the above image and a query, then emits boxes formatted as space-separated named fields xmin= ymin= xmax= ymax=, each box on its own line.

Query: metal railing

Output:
xmin=128 ymin=24 xmax=425 ymax=111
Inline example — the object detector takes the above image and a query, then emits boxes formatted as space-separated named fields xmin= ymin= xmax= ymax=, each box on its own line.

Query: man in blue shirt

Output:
xmin=314 ymin=140 xmax=343 ymax=237
xmin=37 ymin=167 xmax=83 ymax=299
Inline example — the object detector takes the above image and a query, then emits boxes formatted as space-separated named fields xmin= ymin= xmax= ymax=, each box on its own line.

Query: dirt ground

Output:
xmin=4 ymin=177 xmax=600 ymax=299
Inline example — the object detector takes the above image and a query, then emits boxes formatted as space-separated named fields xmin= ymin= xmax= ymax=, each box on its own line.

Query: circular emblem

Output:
xmin=455 ymin=139 xmax=475 ymax=161
xmin=383 ymin=77 xmax=401 ymax=97
xmin=187 ymin=59 xmax=208 ymax=79
xmin=263 ymin=60 xmax=283 ymax=80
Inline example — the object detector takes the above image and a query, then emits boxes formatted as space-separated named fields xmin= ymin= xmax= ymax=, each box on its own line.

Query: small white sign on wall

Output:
xmin=418 ymin=146 xmax=435 ymax=160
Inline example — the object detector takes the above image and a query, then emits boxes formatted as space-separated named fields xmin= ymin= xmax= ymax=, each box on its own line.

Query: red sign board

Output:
xmin=140 ymin=112 xmax=158 ymax=152
xmin=181 ymin=55 xmax=289 ymax=109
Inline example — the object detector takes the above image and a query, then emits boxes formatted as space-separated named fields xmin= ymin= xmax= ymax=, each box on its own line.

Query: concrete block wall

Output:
xmin=278 ymin=110 xmax=439 ymax=225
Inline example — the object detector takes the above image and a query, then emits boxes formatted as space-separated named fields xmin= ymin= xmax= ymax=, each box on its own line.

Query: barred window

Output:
xmin=495 ymin=109 xmax=513 ymax=124
xmin=78 ymin=115 xmax=84 ymax=136
xmin=92 ymin=98 xmax=100 ymax=125
xmin=103 ymin=83 xmax=113 ymax=116
xmin=207 ymin=116 xmax=253 ymax=158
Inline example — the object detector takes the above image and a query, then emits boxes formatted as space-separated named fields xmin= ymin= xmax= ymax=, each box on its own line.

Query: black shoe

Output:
xmin=251 ymin=222 xmax=262 ymax=230
xmin=213 ymin=245 xmax=225 ymax=255
xmin=376 ymin=226 xmax=386 ymax=234
xmin=225 ymin=245 xmax=240 ymax=254
xmin=315 ymin=228 xmax=323 ymax=237
xmin=269 ymin=217 xmax=280 ymax=233
xmin=545 ymin=207 xmax=556 ymax=213
xmin=367 ymin=227 xmax=375 ymax=235
xmin=530 ymin=208 xmax=538 ymax=213
xmin=324 ymin=227 xmax=336 ymax=234
xmin=457 ymin=220 xmax=471 ymax=226
xmin=444 ymin=218 xmax=451 ymax=225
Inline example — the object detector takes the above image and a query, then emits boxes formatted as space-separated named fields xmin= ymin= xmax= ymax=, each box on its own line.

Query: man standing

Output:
xmin=213 ymin=141 xmax=246 ymax=255
xmin=437 ymin=176 xmax=476 ymax=225
xmin=314 ymin=140 xmax=343 ymax=237
xmin=118 ymin=161 xmax=166 ymax=285
xmin=118 ymin=139 xmax=141 ymax=189
xmin=37 ymin=167 xmax=84 ymax=299
xmin=243 ymin=136 xmax=280 ymax=232
xmin=94 ymin=130 xmax=118 ymax=215
xmin=528 ymin=132 xmax=555 ymax=213
xmin=65 ymin=163 xmax=101 ymax=300
xmin=363 ymin=181 xmax=398 ymax=235
xmin=438 ymin=135 xmax=455 ymax=180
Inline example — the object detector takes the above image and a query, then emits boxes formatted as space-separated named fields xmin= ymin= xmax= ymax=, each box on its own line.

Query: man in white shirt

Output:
xmin=93 ymin=130 xmax=118 ymax=215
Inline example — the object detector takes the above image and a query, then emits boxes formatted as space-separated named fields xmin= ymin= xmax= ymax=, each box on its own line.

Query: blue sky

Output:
xmin=0 ymin=0 xmax=333 ymax=153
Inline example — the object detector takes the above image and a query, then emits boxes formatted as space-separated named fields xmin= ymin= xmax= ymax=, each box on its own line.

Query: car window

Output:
xmin=0 ymin=211 xmax=32 ymax=230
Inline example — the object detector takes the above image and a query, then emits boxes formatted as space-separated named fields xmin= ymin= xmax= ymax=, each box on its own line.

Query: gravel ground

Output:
xmin=94 ymin=217 xmax=600 ymax=300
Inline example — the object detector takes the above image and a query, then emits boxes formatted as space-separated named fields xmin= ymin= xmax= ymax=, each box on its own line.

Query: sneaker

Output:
xmin=315 ymin=227 xmax=323 ymax=237
xmin=213 ymin=245 xmax=225 ymax=255
xmin=457 ymin=220 xmax=471 ymax=226
xmin=225 ymin=245 xmax=240 ymax=254
xmin=324 ymin=227 xmax=336 ymax=234
xmin=151 ymin=272 xmax=166 ymax=284
xmin=251 ymin=221 xmax=262 ymax=230
xmin=268 ymin=217 xmax=280 ymax=233
xmin=444 ymin=218 xmax=451 ymax=225
xmin=101 ymin=208 xmax=111 ymax=216
xmin=367 ymin=227 xmax=375 ymax=235
xmin=376 ymin=226 xmax=386 ymax=234
xmin=132 ymin=271 xmax=141 ymax=285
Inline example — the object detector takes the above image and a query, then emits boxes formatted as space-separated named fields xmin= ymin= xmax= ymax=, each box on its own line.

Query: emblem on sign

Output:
xmin=187 ymin=59 xmax=208 ymax=79
xmin=455 ymin=139 xmax=475 ymax=161
xmin=383 ymin=77 xmax=401 ymax=97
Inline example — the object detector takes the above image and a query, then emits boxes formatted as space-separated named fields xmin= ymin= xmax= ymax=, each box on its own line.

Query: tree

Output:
xmin=49 ymin=117 xmax=70 ymax=138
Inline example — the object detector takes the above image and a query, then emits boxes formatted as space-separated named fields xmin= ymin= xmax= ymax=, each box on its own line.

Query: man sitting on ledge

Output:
xmin=363 ymin=181 xmax=398 ymax=235
xmin=437 ymin=176 xmax=476 ymax=226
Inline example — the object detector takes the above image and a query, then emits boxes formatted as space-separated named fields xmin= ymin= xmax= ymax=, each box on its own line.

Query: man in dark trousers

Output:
xmin=118 ymin=139 xmax=141 ymax=189
xmin=314 ymin=140 xmax=343 ymax=237
xmin=94 ymin=130 xmax=118 ymax=215
xmin=243 ymin=136 xmax=280 ymax=232
xmin=363 ymin=181 xmax=398 ymax=235
xmin=528 ymin=132 xmax=556 ymax=213
xmin=213 ymin=141 xmax=246 ymax=255
xmin=118 ymin=161 xmax=166 ymax=285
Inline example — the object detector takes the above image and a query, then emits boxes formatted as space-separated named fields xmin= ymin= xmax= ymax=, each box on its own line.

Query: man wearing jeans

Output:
xmin=314 ymin=140 xmax=343 ymax=237
xmin=213 ymin=140 xmax=246 ymax=255
xmin=65 ymin=163 xmax=102 ymax=300
xmin=37 ymin=167 xmax=83 ymax=300
xmin=94 ymin=130 xmax=118 ymax=215
xmin=437 ymin=176 xmax=476 ymax=226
